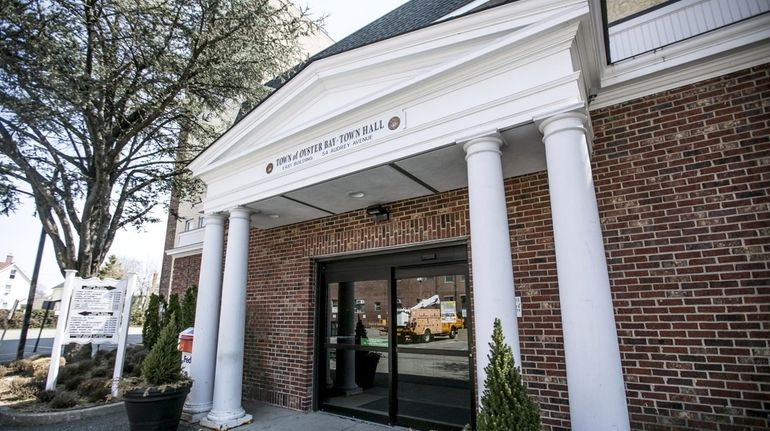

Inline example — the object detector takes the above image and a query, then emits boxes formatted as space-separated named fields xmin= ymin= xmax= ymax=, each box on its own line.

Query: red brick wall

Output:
xmin=171 ymin=64 xmax=769 ymax=430
xmin=242 ymin=189 xmax=471 ymax=410
xmin=592 ymin=64 xmax=770 ymax=431
xmin=170 ymin=254 xmax=202 ymax=297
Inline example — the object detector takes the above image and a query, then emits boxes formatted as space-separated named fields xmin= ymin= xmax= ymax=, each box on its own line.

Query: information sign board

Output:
xmin=65 ymin=282 xmax=125 ymax=343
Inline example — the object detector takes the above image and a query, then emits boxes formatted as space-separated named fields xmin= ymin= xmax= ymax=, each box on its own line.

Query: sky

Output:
xmin=0 ymin=0 xmax=409 ymax=293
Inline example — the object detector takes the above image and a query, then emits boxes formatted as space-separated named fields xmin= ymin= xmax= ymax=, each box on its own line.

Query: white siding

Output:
xmin=609 ymin=0 xmax=770 ymax=62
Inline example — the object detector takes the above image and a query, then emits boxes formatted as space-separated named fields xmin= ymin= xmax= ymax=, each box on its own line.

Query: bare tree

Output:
xmin=0 ymin=0 xmax=319 ymax=276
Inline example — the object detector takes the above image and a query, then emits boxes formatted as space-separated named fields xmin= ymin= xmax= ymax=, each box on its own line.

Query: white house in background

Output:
xmin=0 ymin=254 xmax=31 ymax=310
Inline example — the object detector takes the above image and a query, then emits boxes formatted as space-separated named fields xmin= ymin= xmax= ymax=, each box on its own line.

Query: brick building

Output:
xmin=162 ymin=0 xmax=770 ymax=430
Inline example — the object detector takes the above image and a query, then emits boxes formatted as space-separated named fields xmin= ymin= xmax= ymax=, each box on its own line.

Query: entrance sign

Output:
xmin=46 ymin=271 xmax=137 ymax=394
xmin=66 ymin=282 xmax=125 ymax=342
xmin=265 ymin=111 xmax=405 ymax=175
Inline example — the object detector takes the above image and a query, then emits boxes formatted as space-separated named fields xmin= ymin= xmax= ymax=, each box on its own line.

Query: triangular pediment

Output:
xmin=190 ymin=0 xmax=593 ymax=177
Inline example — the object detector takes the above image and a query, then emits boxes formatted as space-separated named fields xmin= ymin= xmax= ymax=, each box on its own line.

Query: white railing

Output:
xmin=176 ymin=227 xmax=205 ymax=247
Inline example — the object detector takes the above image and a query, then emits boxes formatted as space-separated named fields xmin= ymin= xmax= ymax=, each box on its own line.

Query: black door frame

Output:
xmin=313 ymin=242 xmax=475 ymax=430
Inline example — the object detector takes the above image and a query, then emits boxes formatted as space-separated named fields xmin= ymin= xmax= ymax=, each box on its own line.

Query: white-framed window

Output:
xmin=198 ymin=216 xmax=206 ymax=228
xmin=4 ymin=285 xmax=10 ymax=295
xmin=444 ymin=275 xmax=454 ymax=283
xmin=184 ymin=219 xmax=193 ymax=231
xmin=374 ymin=302 xmax=381 ymax=311
xmin=9 ymin=269 xmax=16 ymax=279
xmin=355 ymin=299 xmax=365 ymax=313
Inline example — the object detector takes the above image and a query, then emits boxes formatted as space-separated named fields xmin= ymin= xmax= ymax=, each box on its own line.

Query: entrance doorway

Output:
xmin=316 ymin=244 xmax=474 ymax=430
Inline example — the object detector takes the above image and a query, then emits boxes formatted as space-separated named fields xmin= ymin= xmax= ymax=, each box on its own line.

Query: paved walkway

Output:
xmin=6 ymin=400 xmax=409 ymax=431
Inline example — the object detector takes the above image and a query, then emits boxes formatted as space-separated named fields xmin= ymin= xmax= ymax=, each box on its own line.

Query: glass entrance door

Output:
xmin=319 ymin=279 xmax=391 ymax=422
xmin=394 ymin=265 xmax=472 ymax=430
xmin=317 ymin=245 xmax=473 ymax=430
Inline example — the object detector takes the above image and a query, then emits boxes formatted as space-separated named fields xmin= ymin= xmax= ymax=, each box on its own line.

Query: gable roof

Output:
xmin=313 ymin=0 xmax=489 ymax=60
xmin=232 ymin=0 xmax=514 ymax=144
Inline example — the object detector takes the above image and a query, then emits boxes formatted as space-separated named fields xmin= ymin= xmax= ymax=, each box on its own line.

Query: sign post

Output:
xmin=46 ymin=270 xmax=77 ymax=390
xmin=112 ymin=273 xmax=136 ymax=396
xmin=46 ymin=272 xmax=134 ymax=392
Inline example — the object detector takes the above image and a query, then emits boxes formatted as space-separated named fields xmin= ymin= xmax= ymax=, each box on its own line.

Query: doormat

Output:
xmin=358 ymin=398 xmax=470 ymax=427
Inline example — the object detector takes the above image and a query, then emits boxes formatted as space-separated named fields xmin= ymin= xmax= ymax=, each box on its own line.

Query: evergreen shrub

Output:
xmin=166 ymin=293 xmax=182 ymax=332
xmin=477 ymin=318 xmax=540 ymax=431
xmin=142 ymin=294 xmax=163 ymax=351
xmin=141 ymin=314 xmax=183 ymax=386
xmin=181 ymin=285 xmax=197 ymax=329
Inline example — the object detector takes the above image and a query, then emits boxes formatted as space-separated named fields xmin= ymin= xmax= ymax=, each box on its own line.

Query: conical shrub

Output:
xmin=477 ymin=318 xmax=540 ymax=431
xmin=141 ymin=313 xmax=182 ymax=386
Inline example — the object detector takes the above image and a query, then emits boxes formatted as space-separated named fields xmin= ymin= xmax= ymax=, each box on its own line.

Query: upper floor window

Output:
xmin=4 ymin=285 xmax=10 ymax=295
xmin=184 ymin=219 xmax=193 ymax=231
xmin=198 ymin=217 xmax=206 ymax=228
xmin=603 ymin=0 xmax=770 ymax=63
xmin=9 ymin=269 xmax=16 ymax=279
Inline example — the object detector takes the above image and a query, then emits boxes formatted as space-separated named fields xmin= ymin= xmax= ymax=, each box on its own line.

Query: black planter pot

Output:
xmin=123 ymin=382 xmax=192 ymax=431
xmin=355 ymin=351 xmax=381 ymax=389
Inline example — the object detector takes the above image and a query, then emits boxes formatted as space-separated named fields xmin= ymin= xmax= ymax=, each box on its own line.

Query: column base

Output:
xmin=200 ymin=413 xmax=252 ymax=430
xmin=336 ymin=386 xmax=362 ymax=396
xmin=183 ymin=400 xmax=212 ymax=423
xmin=181 ymin=410 xmax=209 ymax=424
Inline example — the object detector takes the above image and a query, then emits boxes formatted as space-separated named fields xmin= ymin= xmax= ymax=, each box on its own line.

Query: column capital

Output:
xmin=227 ymin=206 xmax=251 ymax=221
xmin=537 ymin=111 xmax=587 ymax=142
xmin=461 ymin=134 xmax=504 ymax=160
xmin=204 ymin=213 xmax=226 ymax=226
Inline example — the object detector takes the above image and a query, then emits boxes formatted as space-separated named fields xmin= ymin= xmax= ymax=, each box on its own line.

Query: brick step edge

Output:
xmin=0 ymin=401 xmax=124 ymax=426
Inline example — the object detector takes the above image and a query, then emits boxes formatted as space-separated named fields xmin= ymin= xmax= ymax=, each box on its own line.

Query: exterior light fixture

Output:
xmin=268 ymin=214 xmax=280 ymax=219
xmin=366 ymin=204 xmax=389 ymax=222
xmin=348 ymin=191 xmax=366 ymax=198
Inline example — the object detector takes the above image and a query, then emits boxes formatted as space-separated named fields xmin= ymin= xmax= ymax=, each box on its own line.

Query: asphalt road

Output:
xmin=0 ymin=328 xmax=143 ymax=363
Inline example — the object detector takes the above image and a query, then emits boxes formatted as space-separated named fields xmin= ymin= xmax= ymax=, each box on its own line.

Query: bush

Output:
xmin=36 ymin=389 xmax=57 ymax=403
xmin=0 ymin=309 xmax=59 ymax=329
xmin=93 ymin=348 xmax=117 ymax=365
xmin=142 ymin=294 xmax=163 ymax=351
xmin=31 ymin=357 xmax=51 ymax=380
xmin=90 ymin=366 xmax=109 ymax=378
xmin=165 ymin=293 xmax=182 ymax=332
xmin=63 ymin=374 xmax=85 ymax=391
xmin=181 ymin=285 xmax=197 ymax=329
xmin=49 ymin=391 xmax=79 ymax=409
xmin=77 ymin=378 xmax=111 ymax=402
xmin=476 ymin=318 xmax=540 ymax=431
xmin=11 ymin=358 xmax=34 ymax=376
xmin=0 ymin=364 xmax=7 ymax=378
xmin=129 ymin=296 xmax=145 ymax=326
xmin=7 ymin=377 xmax=39 ymax=400
xmin=141 ymin=314 xmax=182 ymax=386
xmin=124 ymin=346 xmax=147 ymax=377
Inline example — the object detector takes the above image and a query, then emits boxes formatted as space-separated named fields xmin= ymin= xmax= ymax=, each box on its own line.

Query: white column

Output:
xmin=539 ymin=112 xmax=630 ymax=431
xmin=201 ymin=207 xmax=253 ymax=430
xmin=462 ymin=135 xmax=522 ymax=401
xmin=183 ymin=213 xmax=225 ymax=422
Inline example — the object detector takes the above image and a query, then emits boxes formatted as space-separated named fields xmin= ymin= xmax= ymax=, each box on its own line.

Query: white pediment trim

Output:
xmin=189 ymin=0 xmax=590 ymax=177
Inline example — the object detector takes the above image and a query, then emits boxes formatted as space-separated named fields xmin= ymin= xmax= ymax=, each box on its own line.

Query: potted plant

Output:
xmin=354 ymin=317 xmax=381 ymax=389
xmin=123 ymin=313 xmax=192 ymax=431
